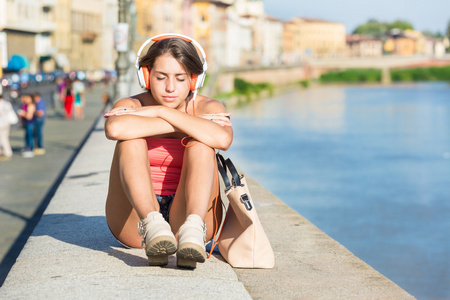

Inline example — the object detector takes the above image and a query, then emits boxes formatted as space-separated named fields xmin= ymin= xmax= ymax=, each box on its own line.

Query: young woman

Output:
xmin=18 ymin=94 xmax=36 ymax=158
xmin=104 ymin=34 xmax=233 ymax=269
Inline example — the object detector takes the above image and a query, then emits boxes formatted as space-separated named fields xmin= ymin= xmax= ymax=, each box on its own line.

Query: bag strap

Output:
xmin=225 ymin=158 xmax=241 ymax=187
xmin=216 ymin=153 xmax=232 ymax=189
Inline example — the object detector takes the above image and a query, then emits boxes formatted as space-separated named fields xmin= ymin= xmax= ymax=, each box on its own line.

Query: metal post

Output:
xmin=115 ymin=0 xmax=130 ymax=100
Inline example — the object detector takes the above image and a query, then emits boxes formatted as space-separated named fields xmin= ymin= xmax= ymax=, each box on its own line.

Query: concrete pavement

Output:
xmin=0 ymin=83 xmax=111 ymax=284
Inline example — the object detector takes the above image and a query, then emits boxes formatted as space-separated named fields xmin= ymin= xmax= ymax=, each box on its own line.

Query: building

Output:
xmin=261 ymin=15 xmax=283 ymax=66
xmin=133 ymin=0 xmax=194 ymax=53
xmin=224 ymin=7 xmax=252 ymax=67
xmin=233 ymin=0 xmax=265 ymax=65
xmin=192 ymin=0 xmax=232 ymax=70
xmin=282 ymin=20 xmax=297 ymax=64
xmin=0 ymin=0 xmax=57 ymax=73
xmin=346 ymin=34 xmax=383 ymax=57
xmin=0 ymin=0 xmax=117 ymax=74
xmin=69 ymin=0 xmax=113 ymax=71
xmin=286 ymin=17 xmax=346 ymax=59
xmin=384 ymin=29 xmax=416 ymax=56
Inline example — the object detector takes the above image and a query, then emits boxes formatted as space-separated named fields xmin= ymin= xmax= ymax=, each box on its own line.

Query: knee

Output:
xmin=117 ymin=138 xmax=147 ymax=155
xmin=185 ymin=140 xmax=215 ymax=159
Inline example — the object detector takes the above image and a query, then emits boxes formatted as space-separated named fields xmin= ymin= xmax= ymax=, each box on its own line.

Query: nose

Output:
xmin=165 ymin=78 xmax=175 ymax=93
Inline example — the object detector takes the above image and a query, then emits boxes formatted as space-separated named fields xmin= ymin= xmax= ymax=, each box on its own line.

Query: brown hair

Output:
xmin=138 ymin=38 xmax=204 ymax=98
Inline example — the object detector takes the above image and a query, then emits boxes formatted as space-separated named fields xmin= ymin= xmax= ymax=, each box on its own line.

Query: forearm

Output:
xmin=158 ymin=107 xmax=232 ymax=150
xmin=105 ymin=115 xmax=177 ymax=140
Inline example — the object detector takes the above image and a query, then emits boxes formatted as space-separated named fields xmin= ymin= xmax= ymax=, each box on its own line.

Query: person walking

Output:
xmin=0 ymin=93 xmax=18 ymax=161
xmin=17 ymin=93 xmax=36 ymax=158
xmin=62 ymin=78 xmax=74 ymax=120
xmin=72 ymin=78 xmax=86 ymax=120
xmin=33 ymin=93 xmax=46 ymax=155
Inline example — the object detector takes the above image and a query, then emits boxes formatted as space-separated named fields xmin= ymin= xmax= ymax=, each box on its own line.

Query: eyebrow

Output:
xmin=154 ymin=71 xmax=188 ymax=76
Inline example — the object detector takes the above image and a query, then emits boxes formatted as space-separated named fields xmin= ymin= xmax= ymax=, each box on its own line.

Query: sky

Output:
xmin=263 ymin=0 xmax=450 ymax=34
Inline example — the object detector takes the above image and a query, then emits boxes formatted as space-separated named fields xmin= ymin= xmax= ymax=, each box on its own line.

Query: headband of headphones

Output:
xmin=135 ymin=33 xmax=208 ymax=94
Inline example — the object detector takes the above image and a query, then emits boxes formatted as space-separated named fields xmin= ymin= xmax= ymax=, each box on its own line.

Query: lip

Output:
xmin=162 ymin=96 xmax=177 ymax=102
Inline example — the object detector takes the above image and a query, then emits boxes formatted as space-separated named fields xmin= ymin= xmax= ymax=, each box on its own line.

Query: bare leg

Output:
xmin=169 ymin=140 xmax=222 ymax=242
xmin=105 ymin=138 xmax=159 ymax=248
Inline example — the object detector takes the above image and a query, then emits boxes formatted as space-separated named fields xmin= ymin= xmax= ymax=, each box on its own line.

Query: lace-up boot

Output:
xmin=138 ymin=211 xmax=177 ymax=266
xmin=176 ymin=214 xmax=207 ymax=268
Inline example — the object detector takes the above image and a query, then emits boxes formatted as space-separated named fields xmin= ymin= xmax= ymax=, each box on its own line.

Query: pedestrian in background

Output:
xmin=17 ymin=94 xmax=36 ymax=158
xmin=72 ymin=77 xmax=86 ymax=120
xmin=63 ymin=78 xmax=73 ymax=120
xmin=33 ymin=93 xmax=46 ymax=155
xmin=0 ymin=93 xmax=18 ymax=161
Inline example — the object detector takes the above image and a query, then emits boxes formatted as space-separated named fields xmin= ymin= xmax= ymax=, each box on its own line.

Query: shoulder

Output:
xmin=194 ymin=95 xmax=226 ymax=114
xmin=113 ymin=95 xmax=143 ymax=108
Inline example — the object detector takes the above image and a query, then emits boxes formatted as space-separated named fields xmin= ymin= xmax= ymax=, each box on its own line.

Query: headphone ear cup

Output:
xmin=190 ymin=74 xmax=198 ymax=91
xmin=141 ymin=66 xmax=151 ymax=89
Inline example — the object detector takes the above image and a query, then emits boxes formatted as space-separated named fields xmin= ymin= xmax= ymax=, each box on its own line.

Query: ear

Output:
xmin=190 ymin=74 xmax=198 ymax=91
xmin=142 ymin=66 xmax=151 ymax=89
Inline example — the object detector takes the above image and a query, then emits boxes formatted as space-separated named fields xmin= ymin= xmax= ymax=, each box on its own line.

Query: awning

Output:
xmin=7 ymin=54 xmax=30 ymax=71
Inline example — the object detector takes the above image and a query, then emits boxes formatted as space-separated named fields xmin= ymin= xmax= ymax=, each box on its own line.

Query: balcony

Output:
xmin=40 ymin=21 xmax=57 ymax=33
xmin=41 ymin=0 xmax=57 ymax=7
xmin=81 ymin=32 xmax=97 ymax=43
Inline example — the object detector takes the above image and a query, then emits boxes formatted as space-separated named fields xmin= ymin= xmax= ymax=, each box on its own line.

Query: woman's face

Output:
xmin=21 ymin=95 xmax=32 ymax=104
xmin=150 ymin=53 xmax=191 ymax=110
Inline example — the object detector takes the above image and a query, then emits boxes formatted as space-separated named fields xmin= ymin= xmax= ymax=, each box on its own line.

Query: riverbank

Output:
xmin=319 ymin=65 xmax=450 ymax=83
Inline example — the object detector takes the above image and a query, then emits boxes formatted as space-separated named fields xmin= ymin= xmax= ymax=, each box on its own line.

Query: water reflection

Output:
xmin=228 ymin=82 xmax=450 ymax=300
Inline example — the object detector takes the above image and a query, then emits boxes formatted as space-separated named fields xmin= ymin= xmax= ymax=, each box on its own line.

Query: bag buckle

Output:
xmin=240 ymin=193 xmax=252 ymax=211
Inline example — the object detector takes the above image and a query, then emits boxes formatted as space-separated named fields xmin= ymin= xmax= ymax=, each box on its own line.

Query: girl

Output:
xmin=104 ymin=34 xmax=233 ymax=269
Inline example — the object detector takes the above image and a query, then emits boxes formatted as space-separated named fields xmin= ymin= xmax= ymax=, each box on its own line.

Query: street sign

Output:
xmin=114 ymin=23 xmax=129 ymax=52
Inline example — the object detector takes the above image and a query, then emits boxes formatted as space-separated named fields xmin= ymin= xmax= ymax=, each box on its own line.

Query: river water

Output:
xmin=226 ymin=82 xmax=450 ymax=299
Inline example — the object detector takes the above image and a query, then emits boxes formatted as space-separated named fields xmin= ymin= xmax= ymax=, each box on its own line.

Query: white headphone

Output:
xmin=135 ymin=33 xmax=208 ymax=99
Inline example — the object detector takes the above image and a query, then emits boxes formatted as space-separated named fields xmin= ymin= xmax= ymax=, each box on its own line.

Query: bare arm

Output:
xmin=104 ymin=97 xmax=178 ymax=140
xmin=25 ymin=104 xmax=36 ymax=120
xmin=104 ymin=96 xmax=233 ymax=150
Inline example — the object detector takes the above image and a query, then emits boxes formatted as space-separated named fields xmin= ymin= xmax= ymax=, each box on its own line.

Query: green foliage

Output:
xmin=299 ymin=79 xmax=310 ymax=88
xmin=320 ymin=67 xmax=450 ymax=83
xmin=234 ymin=78 xmax=273 ymax=96
xmin=214 ymin=77 xmax=274 ymax=103
xmin=447 ymin=20 xmax=450 ymax=39
xmin=387 ymin=20 xmax=414 ymax=31
xmin=391 ymin=66 xmax=450 ymax=82
xmin=353 ymin=19 xmax=414 ymax=37
xmin=320 ymin=69 xmax=382 ymax=83
xmin=422 ymin=30 xmax=444 ymax=38
xmin=353 ymin=19 xmax=387 ymax=37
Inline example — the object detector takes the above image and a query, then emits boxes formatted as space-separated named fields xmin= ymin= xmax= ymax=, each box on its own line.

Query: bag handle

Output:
xmin=216 ymin=153 xmax=231 ymax=190
xmin=225 ymin=158 xmax=241 ymax=187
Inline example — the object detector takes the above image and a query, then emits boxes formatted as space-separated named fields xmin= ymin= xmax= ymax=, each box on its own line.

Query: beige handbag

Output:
xmin=213 ymin=153 xmax=275 ymax=269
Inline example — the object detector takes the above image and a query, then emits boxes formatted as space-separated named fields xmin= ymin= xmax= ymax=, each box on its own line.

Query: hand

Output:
xmin=198 ymin=112 xmax=232 ymax=127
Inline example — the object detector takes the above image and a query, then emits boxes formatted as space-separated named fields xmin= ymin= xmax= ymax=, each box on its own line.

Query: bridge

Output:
xmin=209 ymin=54 xmax=450 ymax=93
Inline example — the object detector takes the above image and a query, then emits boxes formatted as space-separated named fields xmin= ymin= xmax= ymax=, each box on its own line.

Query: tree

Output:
xmin=423 ymin=30 xmax=444 ymax=38
xmin=387 ymin=20 xmax=414 ymax=31
xmin=353 ymin=19 xmax=388 ymax=37
xmin=353 ymin=19 xmax=414 ymax=37
xmin=447 ymin=20 xmax=450 ymax=39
